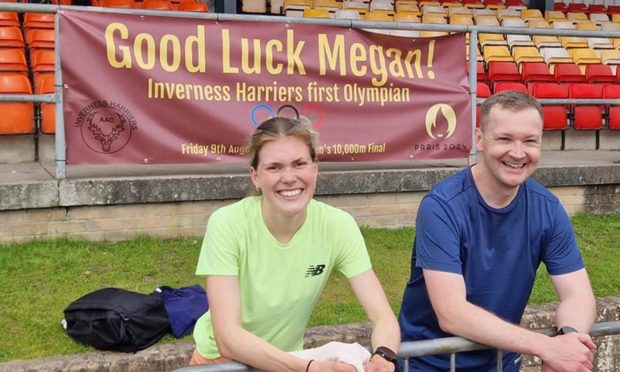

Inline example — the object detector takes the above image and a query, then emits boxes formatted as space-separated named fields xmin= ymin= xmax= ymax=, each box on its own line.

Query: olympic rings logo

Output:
xmin=250 ymin=103 xmax=325 ymax=130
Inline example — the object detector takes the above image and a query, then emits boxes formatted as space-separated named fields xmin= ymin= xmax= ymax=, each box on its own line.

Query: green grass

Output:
xmin=0 ymin=213 xmax=618 ymax=362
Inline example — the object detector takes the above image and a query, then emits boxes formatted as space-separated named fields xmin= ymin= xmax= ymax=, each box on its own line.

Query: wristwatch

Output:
xmin=373 ymin=346 xmax=399 ymax=371
xmin=556 ymin=326 xmax=578 ymax=335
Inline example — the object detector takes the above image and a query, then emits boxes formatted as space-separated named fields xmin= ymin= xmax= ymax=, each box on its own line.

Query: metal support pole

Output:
xmin=54 ymin=9 xmax=66 ymax=179
xmin=468 ymin=29 xmax=478 ymax=166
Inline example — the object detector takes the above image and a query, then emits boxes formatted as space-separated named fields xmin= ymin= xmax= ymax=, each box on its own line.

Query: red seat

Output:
xmin=531 ymin=82 xmax=568 ymax=130
xmin=588 ymin=4 xmax=606 ymax=14
xmin=609 ymin=5 xmax=620 ymax=14
xmin=569 ymin=83 xmax=603 ymax=130
xmin=554 ymin=63 xmax=585 ymax=83
xmin=566 ymin=3 xmax=587 ymax=13
xmin=477 ymin=61 xmax=488 ymax=83
xmin=177 ymin=0 xmax=208 ymax=11
xmin=602 ymin=85 xmax=620 ymax=130
xmin=554 ymin=2 xmax=567 ymax=12
xmin=521 ymin=62 xmax=554 ymax=85
xmin=494 ymin=81 xmax=528 ymax=94
xmin=505 ymin=0 xmax=525 ymax=8
xmin=0 ymin=73 xmax=35 ymax=134
xmin=585 ymin=64 xmax=616 ymax=84
xmin=476 ymin=82 xmax=491 ymax=128
xmin=23 ymin=13 xmax=55 ymax=29
xmin=487 ymin=61 xmax=520 ymax=89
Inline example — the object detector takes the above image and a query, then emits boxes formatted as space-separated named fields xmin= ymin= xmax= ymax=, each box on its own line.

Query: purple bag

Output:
xmin=154 ymin=285 xmax=208 ymax=338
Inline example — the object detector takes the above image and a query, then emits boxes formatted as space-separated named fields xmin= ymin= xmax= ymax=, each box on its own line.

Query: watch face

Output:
xmin=375 ymin=346 xmax=398 ymax=362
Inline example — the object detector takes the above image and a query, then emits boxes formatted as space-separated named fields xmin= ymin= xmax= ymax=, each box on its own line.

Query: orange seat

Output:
xmin=27 ymin=28 xmax=55 ymax=49
xmin=0 ymin=73 xmax=35 ymax=134
xmin=30 ymin=49 xmax=55 ymax=73
xmin=103 ymin=0 xmax=136 ymax=7
xmin=142 ymin=0 xmax=173 ymax=10
xmin=0 ymin=26 xmax=24 ymax=48
xmin=0 ymin=48 xmax=28 ymax=73
xmin=0 ymin=12 xmax=19 ymax=27
xmin=37 ymin=75 xmax=56 ymax=134
xmin=23 ymin=13 xmax=55 ymax=29
xmin=177 ymin=0 xmax=208 ymax=11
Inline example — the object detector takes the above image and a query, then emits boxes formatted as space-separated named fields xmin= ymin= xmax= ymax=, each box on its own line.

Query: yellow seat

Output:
xmin=544 ymin=10 xmax=566 ymax=23
xmin=567 ymin=12 xmax=589 ymax=23
xmin=364 ymin=11 xmax=393 ymax=21
xmin=589 ymin=13 xmax=609 ymax=25
xmin=512 ymin=46 xmax=544 ymax=66
xmin=421 ymin=5 xmax=447 ymax=17
xmin=283 ymin=0 xmax=311 ymax=17
xmin=497 ymin=8 xmax=521 ymax=21
xmin=422 ymin=12 xmax=447 ymax=24
xmin=521 ymin=8 xmax=543 ymax=22
xmin=483 ymin=45 xmax=514 ymax=63
xmin=241 ymin=0 xmax=266 ymax=13
xmin=421 ymin=30 xmax=449 ymax=37
xmin=448 ymin=6 xmax=472 ymax=16
xmin=395 ymin=11 xmax=420 ymax=22
xmin=600 ymin=49 xmax=620 ymax=65
xmin=395 ymin=2 xmax=420 ymax=14
xmin=303 ymin=8 xmax=330 ymax=18
xmin=335 ymin=9 xmax=361 ymax=19
xmin=569 ymin=47 xmax=601 ymax=65
xmin=450 ymin=14 xmax=473 ymax=25
xmin=528 ymin=18 xmax=550 ymax=28
xmin=479 ymin=33 xmax=506 ymax=47
xmin=560 ymin=36 xmax=589 ymax=49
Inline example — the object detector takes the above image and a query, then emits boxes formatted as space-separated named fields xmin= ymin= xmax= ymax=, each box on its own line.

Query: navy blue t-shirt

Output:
xmin=398 ymin=167 xmax=584 ymax=371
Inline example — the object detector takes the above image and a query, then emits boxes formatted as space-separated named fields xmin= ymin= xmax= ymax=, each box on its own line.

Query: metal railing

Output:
xmin=2 ymin=3 xmax=620 ymax=178
xmin=173 ymin=320 xmax=620 ymax=372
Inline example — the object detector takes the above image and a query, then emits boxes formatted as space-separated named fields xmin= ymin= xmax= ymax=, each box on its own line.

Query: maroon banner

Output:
xmin=59 ymin=10 xmax=471 ymax=164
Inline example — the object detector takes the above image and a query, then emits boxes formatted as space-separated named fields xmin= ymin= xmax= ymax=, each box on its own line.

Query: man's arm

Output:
xmin=424 ymin=269 xmax=595 ymax=371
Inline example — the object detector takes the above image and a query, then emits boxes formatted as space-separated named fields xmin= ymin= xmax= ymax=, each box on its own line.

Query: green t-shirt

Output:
xmin=193 ymin=196 xmax=371 ymax=358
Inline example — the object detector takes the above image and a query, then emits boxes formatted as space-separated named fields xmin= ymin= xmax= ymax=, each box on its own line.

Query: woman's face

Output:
xmin=250 ymin=136 xmax=318 ymax=218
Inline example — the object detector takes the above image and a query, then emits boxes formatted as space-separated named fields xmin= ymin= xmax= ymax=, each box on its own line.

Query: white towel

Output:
xmin=290 ymin=341 xmax=371 ymax=372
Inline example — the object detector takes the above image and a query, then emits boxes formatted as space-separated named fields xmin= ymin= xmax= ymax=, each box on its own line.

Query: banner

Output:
xmin=59 ymin=10 xmax=471 ymax=164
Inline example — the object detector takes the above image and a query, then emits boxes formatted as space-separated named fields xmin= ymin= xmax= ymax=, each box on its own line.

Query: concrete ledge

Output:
xmin=2 ymin=297 xmax=619 ymax=372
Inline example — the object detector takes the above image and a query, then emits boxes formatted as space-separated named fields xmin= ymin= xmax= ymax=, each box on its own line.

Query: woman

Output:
xmin=191 ymin=116 xmax=400 ymax=371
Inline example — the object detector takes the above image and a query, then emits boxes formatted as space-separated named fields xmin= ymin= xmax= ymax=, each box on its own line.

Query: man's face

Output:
xmin=476 ymin=106 xmax=543 ymax=192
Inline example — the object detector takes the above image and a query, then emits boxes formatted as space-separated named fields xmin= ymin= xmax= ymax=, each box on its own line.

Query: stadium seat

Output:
xmin=585 ymin=64 xmax=616 ymax=84
xmin=450 ymin=13 xmax=473 ymax=25
xmin=335 ymin=9 xmax=362 ymax=19
xmin=474 ymin=14 xmax=499 ymax=27
xmin=540 ymin=47 xmax=572 ymax=70
xmin=554 ymin=62 xmax=586 ymax=83
xmin=569 ymin=83 xmax=603 ymax=130
xmin=37 ymin=74 xmax=55 ymax=134
xmin=395 ymin=1 xmax=419 ymax=14
xmin=600 ymin=49 xmax=620 ymax=73
xmin=520 ymin=61 xmax=554 ymax=84
xmin=507 ymin=34 xmax=535 ymax=48
xmin=608 ymin=5 xmax=620 ymax=15
xmin=566 ymin=12 xmax=589 ymax=24
xmin=566 ymin=3 xmax=587 ymax=13
xmin=0 ymin=48 xmax=28 ymax=73
xmin=588 ymin=4 xmax=606 ymax=14
xmin=501 ymin=17 xmax=526 ymax=28
xmin=283 ymin=0 xmax=312 ymax=17
xmin=142 ymin=0 xmax=173 ymax=10
xmin=483 ymin=45 xmax=513 ymax=64
xmin=27 ymin=28 xmax=55 ymax=50
xmin=512 ymin=46 xmax=544 ymax=66
xmin=553 ymin=2 xmax=566 ymax=12
xmin=602 ymin=85 xmax=620 ymax=130
xmin=461 ymin=0 xmax=484 ymax=9
xmin=505 ymin=0 xmax=526 ymax=10
xmin=177 ymin=1 xmax=208 ymax=11
xmin=0 ymin=26 xmax=24 ymax=48
xmin=316 ymin=0 xmax=343 ymax=14
xmin=487 ymin=61 xmax=520 ymax=85
xmin=493 ymin=81 xmax=528 ymax=94
xmin=477 ymin=60 xmax=488 ymax=82
xmin=589 ymin=13 xmax=609 ymax=25
xmin=0 ymin=73 xmax=35 ymax=134
xmin=23 ymin=13 xmax=55 ymax=29
xmin=30 ymin=49 xmax=55 ymax=73
xmin=530 ymin=82 xmax=568 ymax=130
xmin=303 ymin=8 xmax=330 ymax=18
xmin=569 ymin=48 xmax=601 ymax=73
xmin=479 ymin=33 xmax=506 ymax=47
xmin=0 ymin=12 xmax=19 ymax=28
xmin=482 ymin=0 xmax=504 ymax=10
xmin=521 ymin=9 xmax=544 ymax=22
xmin=544 ymin=10 xmax=566 ymax=23
xmin=476 ymin=81 xmax=491 ymax=127
xmin=497 ymin=8 xmax=520 ymax=22
xmin=241 ymin=0 xmax=267 ymax=13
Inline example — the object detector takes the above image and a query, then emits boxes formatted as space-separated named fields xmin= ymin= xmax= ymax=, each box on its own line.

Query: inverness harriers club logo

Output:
xmin=75 ymin=101 xmax=138 ymax=153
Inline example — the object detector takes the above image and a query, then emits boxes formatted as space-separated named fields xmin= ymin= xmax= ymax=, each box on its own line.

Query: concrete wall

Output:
xmin=1 ymin=297 xmax=618 ymax=371
xmin=1 ymin=160 xmax=620 ymax=243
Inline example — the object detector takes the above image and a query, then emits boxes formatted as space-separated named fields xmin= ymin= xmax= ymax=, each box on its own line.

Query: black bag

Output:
xmin=63 ymin=288 xmax=170 ymax=352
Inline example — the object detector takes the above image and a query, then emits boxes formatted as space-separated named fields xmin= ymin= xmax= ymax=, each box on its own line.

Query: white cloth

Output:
xmin=290 ymin=341 xmax=371 ymax=372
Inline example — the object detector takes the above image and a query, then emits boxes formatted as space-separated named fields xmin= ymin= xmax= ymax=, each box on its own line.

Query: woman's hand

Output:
xmin=308 ymin=360 xmax=358 ymax=372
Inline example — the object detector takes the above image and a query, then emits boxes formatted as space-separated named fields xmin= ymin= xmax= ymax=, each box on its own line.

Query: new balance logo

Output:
xmin=305 ymin=264 xmax=326 ymax=277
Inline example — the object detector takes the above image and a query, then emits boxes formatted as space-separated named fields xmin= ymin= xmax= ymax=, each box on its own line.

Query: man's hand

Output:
xmin=364 ymin=354 xmax=396 ymax=372
xmin=540 ymin=333 xmax=596 ymax=372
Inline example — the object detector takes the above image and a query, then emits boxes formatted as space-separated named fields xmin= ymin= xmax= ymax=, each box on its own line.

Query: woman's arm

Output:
xmin=208 ymin=275 xmax=357 ymax=372
xmin=349 ymin=270 xmax=400 ymax=372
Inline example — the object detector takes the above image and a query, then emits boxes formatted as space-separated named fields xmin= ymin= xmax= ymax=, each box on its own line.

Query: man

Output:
xmin=398 ymin=91 xmax=596 ymax=371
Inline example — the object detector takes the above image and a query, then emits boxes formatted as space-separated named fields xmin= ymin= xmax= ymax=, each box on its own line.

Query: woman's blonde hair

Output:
xmin=248 ymin=117 xmax=319 ymax=169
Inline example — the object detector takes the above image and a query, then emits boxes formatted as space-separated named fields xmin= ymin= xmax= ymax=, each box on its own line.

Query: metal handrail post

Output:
xmin=54 ymin=8 xmax=66 ymax=179
xmin=468 ymin=29 xmax=478 ymax=166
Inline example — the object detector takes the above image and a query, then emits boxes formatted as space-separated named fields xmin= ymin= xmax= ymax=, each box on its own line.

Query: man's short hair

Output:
xmin=480 ymin=91 xmax=543 ymax=132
